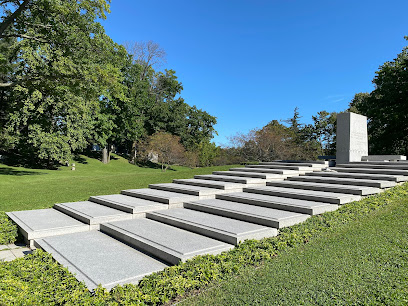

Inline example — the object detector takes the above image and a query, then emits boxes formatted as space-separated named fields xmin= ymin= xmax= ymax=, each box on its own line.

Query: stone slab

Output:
xmin=338 ymin=163 xmax=408 ymax=170
xmin=34 ymin=231 xmax=169 ymax=290
xmin=89 ymin=194 xmax=168 ymax=214
xmin=54 ymin=201 xmax=132 ymax=228
xmin=184 ymin=199 xmax=309 ymax=228
xmin=259 ymin=162 xmax=326 ymax=169
xmin=266 ymin=180 xmax=381 ymax=195
xmin=212 ymin=171 xmax=285 ymax=180
xmin=194 ymin=174 xmax=267 ymax=185
xmin=121 ymin=188 xmax=198 ymax=207
xmin=288 ymin=175 xmax=396 ymax=188
xmin=149 ymin=183 xmax=235 ymax=197
xmin=0 ymin=250 xmax=15 ymax=262
xmin=307 ymin=171 xmax=408 ymax=182
xmin=245 ymin=164 xmax=313 ymax=172
xmin=361 ymin=155 xmax=406 ymax=161
xmin=100 ymin=219 xmax=233 ymax=265
xmin=173 ymin=178 xmax=246 ymax=190
xmin=243 ymin=186 xmax=361 ymax=204
xmin=332 ymin=167 xmax=408 ymax=176
xmin=147 ymin=208 xmax=278 ymax=245
xmin=6 ymin=209 xmax=89 ymax=242
xmin=229 ymin=167 xmax=301 ymax=175
xmin=336 ymin=112 xmax=368 ymax=164
xmin=217 ymin=192 xmax=338 ymax=215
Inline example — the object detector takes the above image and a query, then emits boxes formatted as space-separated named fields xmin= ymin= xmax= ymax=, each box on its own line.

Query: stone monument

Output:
xmin=336 ymin=112 xmax=368 ymax=164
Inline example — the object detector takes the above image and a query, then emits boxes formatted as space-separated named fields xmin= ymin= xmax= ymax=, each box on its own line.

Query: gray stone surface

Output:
xmin=336 ymin=112 xmax=368 ymax=164
xmin=245 ymin=164 xmax=314 ymax=172
xmin=307 ymin=171 xmax=408 ymax=182
xmin=217 ymin=192 xmax=338 ymax=215
xmin=266 ymin=180 xmax=381 ymax=195
xmin=54 ymin=201 xmax=132 ymax=228
xmin=34 ymin=231 xmax=168 ymax=290
xmin=149 ymin=183 xmax=235 ymax=197
xmin=259 ymin=161 xmax=326 ymax=169
xmin=194 ymin=174 xmax=267 ymax=185
xmin=147 ymin=208 xmax=277 ymax=245
xmin=184 ymin=199 xmax=309 ymax=228
xmin=229 ymin=167 xmax=301 ymax=175
xmin=173 ymin=178 xmax=246 ymax=190
xmin=244 ymin=186 xmax=361 ymax=204
xmin=121 ymin=188 xmax=198 ymax=206
xmin=338 ymin=163 xmax=408 ymax=170
xmin=361 ymin=155 xmax=406 ymax=161
xmin=212 ymin=171 xmax=285 ymax=180
xmin=288 ymin=175 xmax=396 ymax=188
xmin=100 ymin=219 xmax=233 ymax=265
xmin=332 ymin=167 xmax=408 ymax=176
xmin=89 ymin=194 xmax=168 ymax=214
xmin=6 ymin=209 xmax=89 ymax=243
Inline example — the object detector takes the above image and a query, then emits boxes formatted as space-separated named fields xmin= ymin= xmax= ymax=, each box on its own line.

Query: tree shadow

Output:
xmin=134 ymin=160 xmax=176 ymax=171
xmin=0 ymin=168 xmax=44 ymax=176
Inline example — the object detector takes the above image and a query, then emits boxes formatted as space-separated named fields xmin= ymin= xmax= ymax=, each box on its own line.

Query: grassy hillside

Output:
xmin=0 ymin=155 xmax=239 ymax=212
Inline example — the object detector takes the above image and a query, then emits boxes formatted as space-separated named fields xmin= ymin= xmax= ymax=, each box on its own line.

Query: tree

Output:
xmin=304 ymin=111 xmax=337 ymax=156
xmin=351 ymin=37 xmax=408 ymax=155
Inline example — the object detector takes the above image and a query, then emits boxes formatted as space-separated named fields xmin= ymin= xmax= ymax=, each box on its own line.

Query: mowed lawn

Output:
xmin=0 ymin=155 xmax=239 ymax=212
xmin=181 ymin=193 xmax=408 ymax=305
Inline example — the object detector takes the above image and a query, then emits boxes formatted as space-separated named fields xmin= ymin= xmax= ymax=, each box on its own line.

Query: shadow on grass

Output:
xmin=0 ymin=168 xmax=43 ymax=176
xmin=135 ymin=160 xmax=177 ymax=171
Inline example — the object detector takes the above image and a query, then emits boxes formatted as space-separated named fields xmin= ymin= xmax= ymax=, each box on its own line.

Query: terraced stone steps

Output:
xmin=147 ymin=208 xmax=278 ymax=245
xmin=212 ymin=171 xmax=286 ymax=180
xmin=244 ymin=186 xmax=361 ymax=204
xmin=306 ymin=171 xmax=408 ymax=182
xmin=332 ymin=166 xmax=408 ymax=177
xmin=100 ymin=218 xmax=233 ymax=265
xmin=173 ymin=178 xmax=246 ymax=190
xmin=229 ymin=167 xmax=301 ymax=175
xmin=184 ymin=199 xmax=310 ymax=228
xmin=266 ymin=180 xmax=381 ymax=196
xmin=121 ymin=188 xmax=198 ymax=207
xmin=288 ymin=175 xmax=396 ymax=188
xmin=338 ymin=162 xmax=408 ymax=170
xmin=149 ymin=183 xmax=236 ymax=198
xmin=245 ymin=164 xmax=314 ymax=172
xmin=194 ymin=174 xmax=268 ymax=185
xmin=259 ymin=161 xmax=327 ymax=170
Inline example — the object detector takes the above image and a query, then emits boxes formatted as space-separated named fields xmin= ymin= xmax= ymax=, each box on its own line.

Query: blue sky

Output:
xmin=101 ymin=0 xmax=408 ymax=146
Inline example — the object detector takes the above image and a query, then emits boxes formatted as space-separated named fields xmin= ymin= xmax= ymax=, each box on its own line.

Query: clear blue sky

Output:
xmin=100 ymin=0 xmax=408 ymax=146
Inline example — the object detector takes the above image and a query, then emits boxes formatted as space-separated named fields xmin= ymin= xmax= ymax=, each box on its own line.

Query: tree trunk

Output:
xmin=102 ymin=146 xmax=109 ymax=164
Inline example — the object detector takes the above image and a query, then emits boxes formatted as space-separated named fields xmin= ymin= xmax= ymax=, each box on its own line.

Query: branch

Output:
xmin=0 ymin=0 xmax=31 ymax=36
xmin=0 ymin=33 xmax=49 ymax=43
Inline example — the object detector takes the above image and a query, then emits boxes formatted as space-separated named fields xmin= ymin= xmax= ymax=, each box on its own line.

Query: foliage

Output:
xmin=350 ymin=37 xmax=408 ymax=155
xmin=0 ymin=212 xmax=17 ymax=244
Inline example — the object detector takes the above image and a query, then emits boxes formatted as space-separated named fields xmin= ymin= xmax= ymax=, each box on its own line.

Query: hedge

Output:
xmin=0 ymin=212 xmax=18 ymax=245
xmin=0 ymin=183 xmax=407 ymax=305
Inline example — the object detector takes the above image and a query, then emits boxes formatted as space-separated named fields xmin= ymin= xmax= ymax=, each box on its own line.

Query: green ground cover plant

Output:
xmin=0 ymin=166 xmax=407 ymax=304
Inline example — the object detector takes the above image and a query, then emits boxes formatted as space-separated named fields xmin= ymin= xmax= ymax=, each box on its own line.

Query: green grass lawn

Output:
xmin=181 ymin=192 xmax=408 ymax=305
xmin=0 ymin=155 xmax=239 ymax=212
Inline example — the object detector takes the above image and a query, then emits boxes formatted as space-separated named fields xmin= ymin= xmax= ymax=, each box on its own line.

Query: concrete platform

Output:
xmin=243 ymin=186 xmax=361 ymax=204
xmin=266 ymin=180 xmax=381 ymax=195
xmin=194 ymin=174 xmax=267 ymax=185
xmin=289 ymin=175 xmax=396 ymax=188
xmin=100 ymin=219 xmax=233 ymax=265
xmin=245 ymin=164 xmax=314 ymax=172
xmin=173 ymin=178 xmax=246 ymax=190
xmin=332 ymin=167 xmax=408 ymax=177
xmin=212 ymin=171 xmax=285 ymax=180
xmin=121 ymin=188 xmax=198 ymax=207
xmin=217 ymin=192 xmax=338 ymax=215
xmin=147 ymin=208 xmax=278 ymax=245
xmin=89 ymin=194 xmax=168 ymax=214
xmin=149 ymin=183 xmax=235 ymax=198
xmin=184 ymin=199 xmax=310 ymax=228
xmin=229 ymin=167 xmax=301 ymax=175
xmin=34 ymin=231 xmax=169 ymax=290
xmin=54 ymin=201 xmax=132 ymax=229
xmin=6 ymin=209 xmax=89 ymax=246
xmin=307 ymin=171 xmax=408 ymax=182
xmin=338 ymin=163 xmax=408 ymax=170
xmin=259 ymin=161 xmax=326 ymax=169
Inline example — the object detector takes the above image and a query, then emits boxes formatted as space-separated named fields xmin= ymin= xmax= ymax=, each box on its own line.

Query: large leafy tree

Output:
xmin=350 ymin=37 xmax=408 ymax=155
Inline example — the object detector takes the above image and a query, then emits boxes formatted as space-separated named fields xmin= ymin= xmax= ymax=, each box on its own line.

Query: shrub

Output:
xmin=0 ymin=212 xmax=18 ymax=245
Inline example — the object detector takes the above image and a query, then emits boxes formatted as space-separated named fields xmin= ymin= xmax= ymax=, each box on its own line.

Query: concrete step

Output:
xmin=6 ymin=209 xmax=89 ymax=247
xmin=229 ymin=167 xmax=301 ymax=175
xmin=194 ymin=174 xmax=267 ymax=185
xmin=184 ymin=199 xmax=310 ymax=228
xmin=121 ymin=188 xmax=198 ymax=207
xmin=147 ymin=208 xmax=277 ymax=245
xmin=306 ymin=171 xmax=408 ymax=182
xmin=243 ymin=186 xmax=360 ymax=204
xmin=173 ymin=178 xmax=246 ymax=190
xmin=266 ymin=180 xmax=381 ymax=196
xmin=89 ymin=194 xmax=168 ymax=214
xmin=245 ymin=164 xmax=314 ymax=172
xmin=338 ymin=162 xmax=408 ymax=170
xmin=34 ymin=231 xmax=169 ymax=290
xmin=212 ymin=171 xmax=285 ymax=180
xmin=149 ymin=183 xmax=233 ymax=198
xmin=54 ymin=201 xmax=133 ymax=229
xmin=100 ymin=218 xmax=233 ymax=265
xmin=331 ymin=167 xmax=408 ymax=177
xmin=259 ymin=161 xmax=326 ymax=169
xmin=288 ymin=175 xmax=396 ymax=188
xmin=217 ymin=192 xmax=338 ymax=215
